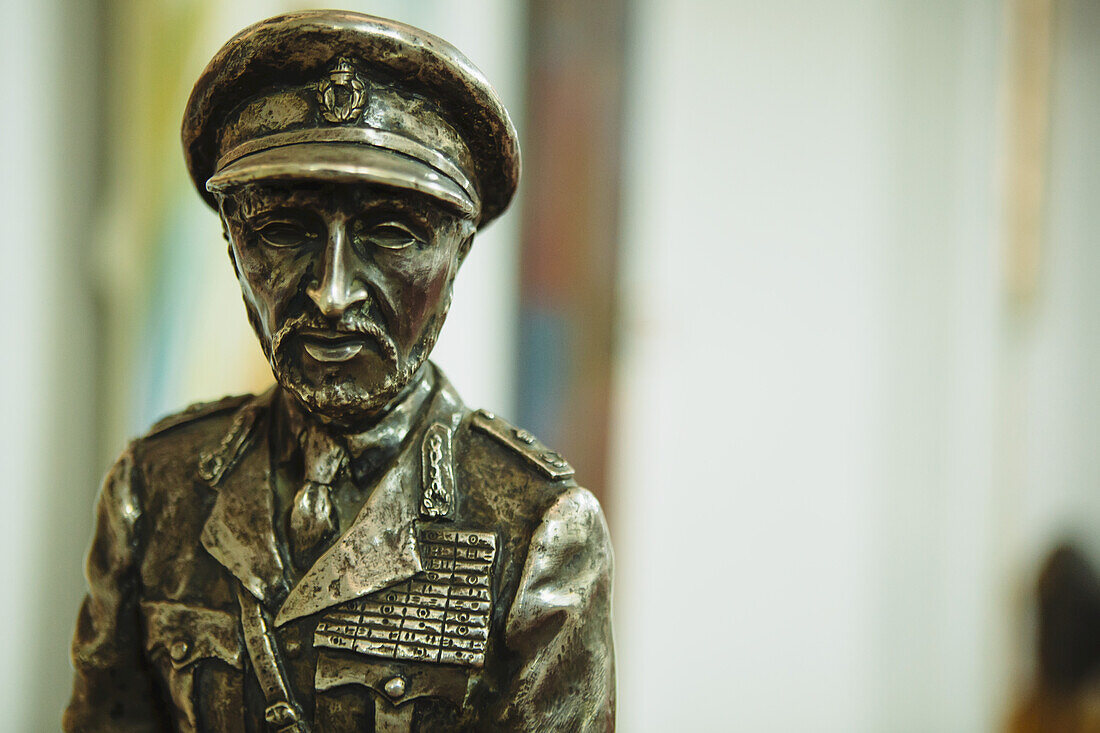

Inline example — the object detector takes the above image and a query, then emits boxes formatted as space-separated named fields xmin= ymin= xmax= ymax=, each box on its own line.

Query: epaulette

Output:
xmin=470 ymin=408 xmax=574 ymax=480
xmin=146 ymin=393 xmax=253 ymax=439
xmin=197 ymin=398 xmax=265 ymax=486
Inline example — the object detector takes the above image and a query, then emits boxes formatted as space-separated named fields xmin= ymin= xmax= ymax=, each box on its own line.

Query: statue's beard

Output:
xmin=246 ymin=301 xmax=438 ymax=422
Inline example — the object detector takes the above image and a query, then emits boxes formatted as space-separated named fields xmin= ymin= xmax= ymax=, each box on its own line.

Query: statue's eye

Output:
xmin=256 ymin=220 xmax=315 ymax=248
xmin=360 ymin=221 xmax=423 ymax=250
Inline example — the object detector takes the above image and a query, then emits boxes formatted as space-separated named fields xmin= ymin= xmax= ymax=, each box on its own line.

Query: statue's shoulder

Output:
xmin=143 ymin=392 xmax=256 ymax=441
xmin=459 ymin=408 xmax=609 ymax=549
xmin=465 ymin=408 xmax=574 ymax=482
xmin=123 ymin=393 xmax=262 ymax=508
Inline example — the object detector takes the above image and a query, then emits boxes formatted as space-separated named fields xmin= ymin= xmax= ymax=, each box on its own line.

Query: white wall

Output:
xmin=612 ymin=0 xmax=1100 ymax=731
xmin=0 ymin=1 xmax=57 ymax=729
xmin=0 ymin=0 xmax=100 ymax=729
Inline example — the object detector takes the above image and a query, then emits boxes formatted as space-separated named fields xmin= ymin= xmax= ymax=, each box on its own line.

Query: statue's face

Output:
xmin=218 ymin=181 xmax=474 ymax=425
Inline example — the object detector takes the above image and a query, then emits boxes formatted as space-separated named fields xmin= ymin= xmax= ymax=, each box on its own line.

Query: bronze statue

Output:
xmin=65 ymin=11 xmax=614 ymax=732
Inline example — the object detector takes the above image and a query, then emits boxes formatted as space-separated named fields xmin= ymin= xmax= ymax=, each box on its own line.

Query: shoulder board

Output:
xmin=146 ymin=393 xmax=253 ymax=439
xmin=470 ymin=408 xmax=575 ymax=481
xmin=196 ymin=396 xmax=266 ymax=486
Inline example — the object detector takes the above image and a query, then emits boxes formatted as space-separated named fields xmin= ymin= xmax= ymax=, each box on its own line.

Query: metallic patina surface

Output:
xmin=65 ymin=11 xmax=614 ymax=732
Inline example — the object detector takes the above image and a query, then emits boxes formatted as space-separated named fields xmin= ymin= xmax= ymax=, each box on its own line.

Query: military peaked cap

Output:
xmin=182 ymin=10 xmax=520 ymax=228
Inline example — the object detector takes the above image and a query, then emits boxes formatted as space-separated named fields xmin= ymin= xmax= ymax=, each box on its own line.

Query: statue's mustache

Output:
xmin=271 ymin=309 xmax=399 ymax=364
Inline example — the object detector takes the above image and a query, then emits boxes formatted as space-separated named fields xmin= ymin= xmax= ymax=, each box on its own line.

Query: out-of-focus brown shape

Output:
xmin=1008 ymin=545 xmax=1100 ymax=733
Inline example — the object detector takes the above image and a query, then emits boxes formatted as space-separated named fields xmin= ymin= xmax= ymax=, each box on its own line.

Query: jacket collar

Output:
xmin=198 ymin=364 xmax=466 ymax=623
xmin=199 ymin=386 xmax=288 ymax=605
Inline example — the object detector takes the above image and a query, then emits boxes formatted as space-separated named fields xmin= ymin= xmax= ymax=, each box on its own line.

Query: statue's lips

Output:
xmin=298 ymin=330 xmax=374 ymax=363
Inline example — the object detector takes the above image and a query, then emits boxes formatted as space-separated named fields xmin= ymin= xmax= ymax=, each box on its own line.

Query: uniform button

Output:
xmin=541 ymin=450 xmax=567 ymax=468
xmin=384 ymin=676 xmax=407 ymax=699
xmin=169 ymin=639 xmax=190 ymax=662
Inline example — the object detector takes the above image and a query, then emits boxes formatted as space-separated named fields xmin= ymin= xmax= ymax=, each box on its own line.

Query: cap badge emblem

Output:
xmin=316 ymin=57 xmax=368 ymax=123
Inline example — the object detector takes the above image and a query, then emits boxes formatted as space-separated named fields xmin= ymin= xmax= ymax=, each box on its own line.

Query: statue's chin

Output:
xmin=272 ymin=358 xmax=420 ymax=427
xmin=281 ymin=377 xmax=393 ymax=422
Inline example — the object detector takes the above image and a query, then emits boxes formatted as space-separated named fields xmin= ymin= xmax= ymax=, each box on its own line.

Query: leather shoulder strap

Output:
xmin=236 ymin=586 xmax=310 ymax=733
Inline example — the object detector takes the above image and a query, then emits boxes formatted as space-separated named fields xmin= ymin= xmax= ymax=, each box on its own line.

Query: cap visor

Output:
xmin=205 ymin=142 xmax=476 ymax=217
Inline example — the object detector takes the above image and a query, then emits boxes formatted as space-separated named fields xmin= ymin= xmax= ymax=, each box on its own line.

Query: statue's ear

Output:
xmin=215 ymin=197 xmax=243 ymax=278
xmin=456 ymin=224 xmax=476 ymax=264
xmin=216 ymin=195 xmax=237 ymax=240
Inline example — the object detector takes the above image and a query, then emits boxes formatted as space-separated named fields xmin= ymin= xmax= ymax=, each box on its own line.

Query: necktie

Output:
xmin=289 ymin=427 xmax=344 ymax=570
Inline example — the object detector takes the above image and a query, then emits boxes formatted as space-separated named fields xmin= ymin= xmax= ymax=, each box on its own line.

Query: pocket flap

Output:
xmin=141 ymin=600 xmax=243 ymax=670
xmin=316 ymin=651 xmax=468 ymax=707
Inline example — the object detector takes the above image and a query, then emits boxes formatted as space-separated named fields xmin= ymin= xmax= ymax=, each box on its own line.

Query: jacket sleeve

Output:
xmin=497 ymin=486 xmax=616 ymax=731
xmin=64 ymin=444 xmax=167 ymax=732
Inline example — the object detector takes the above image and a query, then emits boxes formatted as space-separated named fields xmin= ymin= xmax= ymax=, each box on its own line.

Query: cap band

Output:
xmin=206 ymin=143 xmax=478 ymax=217
xmin=214 ymin=127 xmax=479 ymax=210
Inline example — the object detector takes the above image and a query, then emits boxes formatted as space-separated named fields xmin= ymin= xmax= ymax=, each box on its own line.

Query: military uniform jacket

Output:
xmin=64 ymin=367 xmax=614 ymax=731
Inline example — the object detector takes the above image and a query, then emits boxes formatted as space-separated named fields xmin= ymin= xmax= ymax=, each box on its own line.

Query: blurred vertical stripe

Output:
xmin=1004 ymin=0 xmax=1054 ymax=303
xmin=519 ymin=0 xmax=627 ymax=509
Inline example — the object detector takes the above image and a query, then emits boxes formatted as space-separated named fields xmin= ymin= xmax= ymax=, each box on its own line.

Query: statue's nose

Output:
xmin=306 ymin=221 xmax=369 ymax=318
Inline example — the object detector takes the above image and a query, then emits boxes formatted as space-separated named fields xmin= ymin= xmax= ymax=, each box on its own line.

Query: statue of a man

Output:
xmin=65 ymin=11 xmax=614 ymax=732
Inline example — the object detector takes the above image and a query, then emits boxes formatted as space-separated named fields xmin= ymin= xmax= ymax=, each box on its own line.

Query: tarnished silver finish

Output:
xmin=65 ymin=9 xmax=613 ymax=732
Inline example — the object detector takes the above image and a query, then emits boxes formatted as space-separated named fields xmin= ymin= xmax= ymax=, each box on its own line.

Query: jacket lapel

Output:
xmin=275 ymin=366 xmax=466 ymax=626
xmin=199 ymin=389 xmax=288 ymax=605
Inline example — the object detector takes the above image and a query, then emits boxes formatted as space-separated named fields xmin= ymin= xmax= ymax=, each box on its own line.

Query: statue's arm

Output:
xmin=498 ymin=486 xmax=616 ymax=731
xmin=64 ymin=444 xmax=166 ymax=732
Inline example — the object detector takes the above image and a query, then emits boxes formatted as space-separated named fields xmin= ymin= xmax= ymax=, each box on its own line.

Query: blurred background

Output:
xmin=1 ymin=0 xmax=1098 ymax=730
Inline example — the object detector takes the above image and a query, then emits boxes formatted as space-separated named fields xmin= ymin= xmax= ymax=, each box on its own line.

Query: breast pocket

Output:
xmin=141 ymin=600 xmax=245 ymax=733
xmin=315 ymin=651 xmax=469 ymax=731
